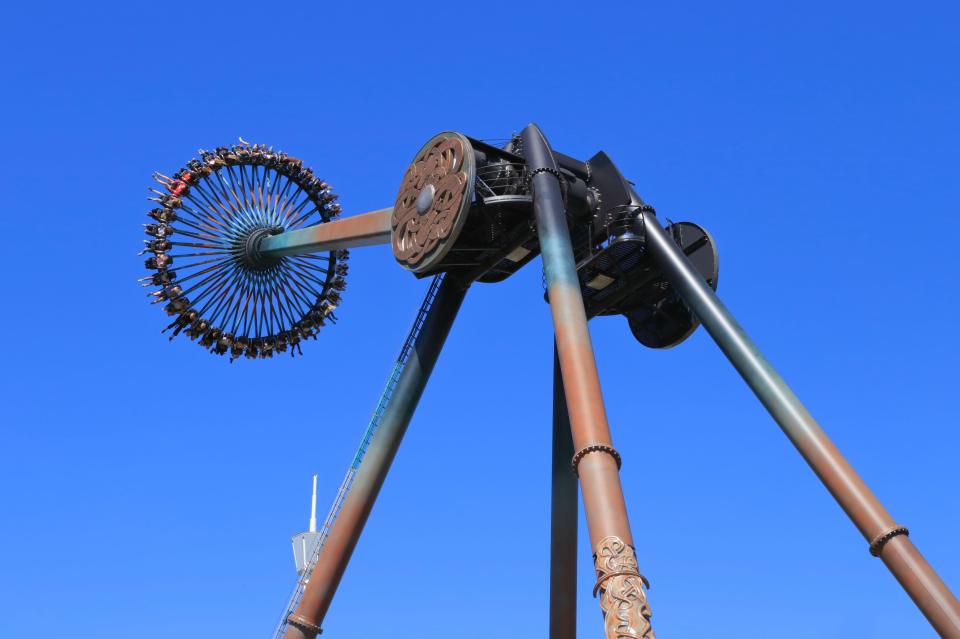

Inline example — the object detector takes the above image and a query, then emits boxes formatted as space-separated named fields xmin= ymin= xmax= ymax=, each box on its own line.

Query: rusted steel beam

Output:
xmin=259 ymin=207 xmax=392 ymax=258
xmin=523 ymin=124 xmax=655 ymax=639
xmin=551 ymin=345 xmax=578 ymax=639
xmin=283 ymin=274 xmax=469 ymax=639
xmin=641 ymin=209 xmax=960 ymax=637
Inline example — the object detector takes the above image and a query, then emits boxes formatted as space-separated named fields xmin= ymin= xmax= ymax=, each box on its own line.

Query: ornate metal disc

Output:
xmin=391 ymin=132 xmax=475 ymax=274
xmin=140 ymin=141 xmax=348 ymax=360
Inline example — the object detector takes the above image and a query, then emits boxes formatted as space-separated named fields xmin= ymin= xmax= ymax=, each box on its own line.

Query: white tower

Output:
xmin=309 ymin=474 xmax=318 ymax=533
xmin=291 ymin=474 xmax=324 ymax=576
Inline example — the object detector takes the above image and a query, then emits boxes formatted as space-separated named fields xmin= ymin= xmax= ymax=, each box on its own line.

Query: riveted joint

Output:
xmin=869 ymin=525 xmax=909 ymax=557
xmin=527 ymin=166 xmax=565 ymax=186
xmin=572 ymin=443 xmax=622 ymax=476
xmin=287 ymin=614 xmax=323 ymax=636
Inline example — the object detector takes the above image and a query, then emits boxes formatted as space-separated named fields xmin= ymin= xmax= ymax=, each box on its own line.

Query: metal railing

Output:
xmin=271 ymin=274 xmax=445 ymax=639
xmin=475 ymin=161 xmax=530 ymax=199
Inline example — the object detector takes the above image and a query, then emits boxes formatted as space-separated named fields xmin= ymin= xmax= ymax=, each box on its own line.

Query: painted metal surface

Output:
xmin=391 ymin=132 xmax=476 ymax=273
xmin=551 ymin=347 xmax=578 ymax=639
xmin=283 ymin=273 xmax=469 ymax=639
xmin=641 ymin=209 xmax=960 ymax=637
xmin=259 ymin=208 xmax=393 ymax=258
xmin=524 ymin=123 xmax=655 ymax=639
xmin=272 ymin=275 xmax=447 ymax=639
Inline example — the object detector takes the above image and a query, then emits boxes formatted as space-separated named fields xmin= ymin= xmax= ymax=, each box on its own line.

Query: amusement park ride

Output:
xmin=141 ymin=125 xmax=960 ymax=638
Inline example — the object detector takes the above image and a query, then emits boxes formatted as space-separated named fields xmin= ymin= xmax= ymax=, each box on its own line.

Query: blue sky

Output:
xmin=1 ymin=2 xmax=958 ymax=637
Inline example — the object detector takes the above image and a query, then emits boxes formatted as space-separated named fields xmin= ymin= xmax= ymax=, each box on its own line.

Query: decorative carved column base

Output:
xmin=593 ymin=536 xmax=655 ymax=639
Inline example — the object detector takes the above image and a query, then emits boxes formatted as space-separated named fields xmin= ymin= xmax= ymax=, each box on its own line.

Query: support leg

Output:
xmin=642 ymin=210 xmax=960 ymax=637
xmin=551 ymin=346 xmax=578 ymax=639
xmin=523 ymin=124 xmax=655 ymax=639
xmin=284 ymin=274 xmax=469 ymax=639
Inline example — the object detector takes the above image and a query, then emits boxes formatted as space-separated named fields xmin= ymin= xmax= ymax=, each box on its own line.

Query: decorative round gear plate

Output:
xmin=140 ymin=141 xmax=348 ymax=361
xmin=391 ymin=132 xmax=475 ymax=274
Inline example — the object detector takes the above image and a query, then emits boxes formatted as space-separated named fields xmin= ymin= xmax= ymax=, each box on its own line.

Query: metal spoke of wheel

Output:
xmin=141 ymin=141 xmax=348 ymax=359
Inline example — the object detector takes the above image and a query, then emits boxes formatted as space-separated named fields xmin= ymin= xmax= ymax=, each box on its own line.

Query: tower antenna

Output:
xmin=309 ymin=475 xmax=317 ymax=533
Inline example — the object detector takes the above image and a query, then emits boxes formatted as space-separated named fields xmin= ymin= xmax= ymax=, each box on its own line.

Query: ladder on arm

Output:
xmin=271 ymin=273 xmax=445 ymax=639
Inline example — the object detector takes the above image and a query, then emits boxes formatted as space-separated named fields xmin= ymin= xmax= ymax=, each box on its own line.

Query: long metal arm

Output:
xmin=283 ymin=273 xmax=469 ymax=639
xmin=260 ymin=208 xmax=393 ymax=258
xmin=641 ymin=209 xmax=960 ymax=637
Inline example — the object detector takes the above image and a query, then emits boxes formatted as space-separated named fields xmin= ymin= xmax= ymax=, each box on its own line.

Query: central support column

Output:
xmin=284 ymin=274 xmax=469 ymax=639
xmin=551 ymin=346 xmax=578 ymax=639
xmin=523 ymin=124 xmax=655 ymax=639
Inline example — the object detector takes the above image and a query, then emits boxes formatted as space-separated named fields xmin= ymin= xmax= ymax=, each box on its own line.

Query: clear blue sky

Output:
xmin=1 ymin=2 xmax=958 ymax=637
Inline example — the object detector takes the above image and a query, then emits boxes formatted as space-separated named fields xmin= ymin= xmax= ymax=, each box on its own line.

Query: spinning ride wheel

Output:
xmin=140 ymin=142 xmax=348 ymax=360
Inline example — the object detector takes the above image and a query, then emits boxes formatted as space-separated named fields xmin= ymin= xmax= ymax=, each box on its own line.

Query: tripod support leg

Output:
xmin=642 ymin=209 xmax=960 ymax=637
xmin=524 ymin=124 xmax=655 ymax=639
xmin=283 ymin=274 xmax=469 ymax=639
